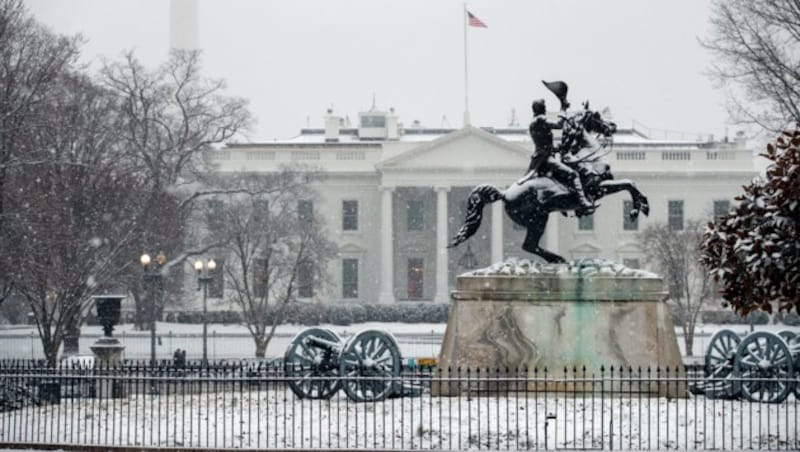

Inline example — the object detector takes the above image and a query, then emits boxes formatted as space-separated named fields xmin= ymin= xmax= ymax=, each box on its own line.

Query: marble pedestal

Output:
xmin=90 ymin=338 xmax=126 ymax=398
xmin=434 ymin=259 xmax=685 ymax=397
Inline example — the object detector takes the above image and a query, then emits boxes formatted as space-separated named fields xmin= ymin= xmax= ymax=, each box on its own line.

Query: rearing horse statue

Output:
xmin=448 ymin=104 xmax=650 ymax=263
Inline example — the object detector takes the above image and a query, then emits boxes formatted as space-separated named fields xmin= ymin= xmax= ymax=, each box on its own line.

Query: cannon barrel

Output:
xmin=306 ymin=335 xmax=341 ymax=352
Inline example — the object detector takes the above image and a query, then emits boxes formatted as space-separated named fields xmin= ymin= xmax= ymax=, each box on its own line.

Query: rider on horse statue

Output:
xmin=448 ymin=80 xmax=650 ymax=263
xmin=519 ymin=81 xmax=594 ymax=215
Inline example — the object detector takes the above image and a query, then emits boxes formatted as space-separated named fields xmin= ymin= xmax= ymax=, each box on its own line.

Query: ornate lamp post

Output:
xmin=194 ymin=258 xmax=216 ymax=367
xmin=140 ymin=251 xmax=166 ymax=369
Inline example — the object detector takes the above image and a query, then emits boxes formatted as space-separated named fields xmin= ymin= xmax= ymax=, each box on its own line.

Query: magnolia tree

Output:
xmin=701 ymin=123 xmax=800 ymax=315
xmin=206 ymin=170 xmax=337 ymax=357
xmin=638 ymin=220 xmax=714 ymax=356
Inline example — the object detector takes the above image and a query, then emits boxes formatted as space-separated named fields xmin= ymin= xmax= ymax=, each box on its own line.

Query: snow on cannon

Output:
xmin=283 ymin=327 xmax=418 ymax=402
xmin=693 ymin=329 xmax=800 ymax=403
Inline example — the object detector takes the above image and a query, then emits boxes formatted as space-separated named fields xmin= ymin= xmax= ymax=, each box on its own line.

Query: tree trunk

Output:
xmin=43 ymin=339 xmax=61 ymax=368
xmin=680 ymin=324 xmax=694 ymax=357
xmin=684 ymin=330 xmax=694 ymax=357
xmin=254 ymin=336 xmax=268 ymax=358
xmin=134 ymin=296 xmax=147 ymax=330
xmin=62 ymin=314 xmax=81 ymax=356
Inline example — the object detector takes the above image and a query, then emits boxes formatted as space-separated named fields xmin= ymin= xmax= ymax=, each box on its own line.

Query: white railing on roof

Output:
xmin=336 ymin=150 xmax=366 ymax=161
xmin=245 ymin=150 xmax=276 ymax=161
xmin=662 ymin=151 xmax=692 ymax=161
xmin=291 ymin=150 xmax=321 ymax=161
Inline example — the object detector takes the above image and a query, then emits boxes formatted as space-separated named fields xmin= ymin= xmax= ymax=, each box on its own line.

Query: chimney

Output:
xmin=386 ymin=107 xmax=399 ymax=140
xmin=325 ymin=108 xmax=341 ymax=142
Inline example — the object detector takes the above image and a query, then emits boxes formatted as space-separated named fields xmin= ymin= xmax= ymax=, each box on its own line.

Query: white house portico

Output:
xmin=209 ymin=106 xmax=755 ymax=305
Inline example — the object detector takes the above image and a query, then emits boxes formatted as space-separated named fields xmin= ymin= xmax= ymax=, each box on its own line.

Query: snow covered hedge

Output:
xmin=700 ymin=310 xmax=769 ymax=325
xmin=701 ymin=123 xmax=800 ymax=315
xmin=158 ymin=302 xmax=450 ymax=326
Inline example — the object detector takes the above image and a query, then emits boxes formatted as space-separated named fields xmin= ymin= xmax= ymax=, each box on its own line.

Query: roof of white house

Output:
xmin=228 ymin=108 xmax=741 ymax=149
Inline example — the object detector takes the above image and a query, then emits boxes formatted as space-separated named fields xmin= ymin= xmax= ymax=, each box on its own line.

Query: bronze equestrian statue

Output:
xmin=520 ymin=81 xmax=594 ymax=214
xmin=448 ymin=81 xmax=650 ymax=263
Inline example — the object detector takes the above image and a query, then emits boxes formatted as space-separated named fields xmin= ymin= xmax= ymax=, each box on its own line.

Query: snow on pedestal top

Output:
xmin=464 ymin=257 xmax=658 ymax=279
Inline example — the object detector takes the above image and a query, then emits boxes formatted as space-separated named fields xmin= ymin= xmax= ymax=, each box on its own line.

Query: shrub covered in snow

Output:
xmin=700 ymin=310 xmax=769 ymax=325
xmin=701 ymin=123 xmax=800 ymax=315
xmin=165 ymin=302 xmax=450 ymax=326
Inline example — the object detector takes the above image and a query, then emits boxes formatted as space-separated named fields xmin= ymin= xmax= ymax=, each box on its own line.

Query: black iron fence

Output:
xmin=0 ymin=361 xmax=797 ymax=450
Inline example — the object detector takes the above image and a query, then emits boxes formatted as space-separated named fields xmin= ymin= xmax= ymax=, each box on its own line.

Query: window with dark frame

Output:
xmin=209 ymin=258 xmax=224 ymax=298
xmin=206 ymin=199 xmax=224 ymax=230
xmin=713 ymin=200 xmax=730 ymax=222
xmin=623 ymin=258 xmax=640 ymax=269
xmin=253 ymin=199 xmax=269 ymax=224
xmin=407 ymin=258 xmax=424 ymax=299
xmin=360 ymin=115 xmax=386 ymax=128
xmin=298 ymin=200 xmax=313 ymax=223
xmin=578 ymin=213 xmax=594 ymax=231
xmin=623 ymin=200 xmax=639 ymax=231
xmin=342 ymin=200 xmax=358 ymax=231
xmin=342 ymin=258 xmax=358 ymax=299
xmin=297 ymin=260 xmax=313 ymax=298
xmin=253 ymin=258 xmax=268 ymax=298
xmin=407 ymin=200 xmax=424 ymax=231
xmin=668 ymin=200 xmax=684 ymax=230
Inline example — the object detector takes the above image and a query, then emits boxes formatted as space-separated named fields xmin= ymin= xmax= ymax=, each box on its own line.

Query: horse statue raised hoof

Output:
xmin=448 ymin=103 xmax=650 ymax=264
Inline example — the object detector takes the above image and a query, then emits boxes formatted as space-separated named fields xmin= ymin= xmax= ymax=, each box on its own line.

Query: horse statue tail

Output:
xmin=447 ymin=184 xmax=503 ymax=248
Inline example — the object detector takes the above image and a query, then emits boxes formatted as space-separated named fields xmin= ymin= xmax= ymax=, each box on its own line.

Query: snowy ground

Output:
xmin=2 ymin=323 xmax=799 ymax=450
xmin=0 ymin=382 xmax=797 ymax=450
xmin=1 ymin=322 xmax=798 ymax=361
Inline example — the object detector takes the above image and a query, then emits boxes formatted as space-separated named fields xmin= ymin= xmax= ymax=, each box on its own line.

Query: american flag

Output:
xmin=467 ymin=11 xmax=487 ymax=28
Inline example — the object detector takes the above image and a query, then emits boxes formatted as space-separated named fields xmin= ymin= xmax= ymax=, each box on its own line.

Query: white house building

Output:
xmin=208 ymin=106 xmax=755 ymax=305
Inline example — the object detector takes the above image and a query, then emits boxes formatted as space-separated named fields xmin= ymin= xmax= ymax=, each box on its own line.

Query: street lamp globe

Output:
xmin=140 ymin=253 xmax=151 ymax=268
xmin=194 ymin=260 xmax=203 ymax=272
xmin=207 ymin=259 xmax=217 ymax=271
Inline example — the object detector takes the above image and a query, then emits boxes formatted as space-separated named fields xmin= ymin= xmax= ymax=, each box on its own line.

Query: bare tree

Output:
xmin=0 ymin=0 xmax=81 ymax=308
xmin=100 ymin=49 xmax=251 ymax=191
xmin=702 ymin=0 xmax=800 ymax=132
xmin=207 ymin=171 xmax=337 ymax=357
xmin=5 ymin=72 xmax=153 ymax=365
xmin=99 ymin=49 xmax=254 ymax=327
xmin=638 ymin=220 xmax=715 ymax=356
xmin=0 ymin=6 xmax=258 ymax=361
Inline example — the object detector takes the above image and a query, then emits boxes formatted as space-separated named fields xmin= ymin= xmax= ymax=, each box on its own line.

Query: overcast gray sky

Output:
xmin=27 ymin=0 xmax=731 ymax=143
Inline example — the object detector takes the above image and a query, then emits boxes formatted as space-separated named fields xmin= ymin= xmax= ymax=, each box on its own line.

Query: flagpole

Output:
xmin=463 ymin=3 xmax=470 ymax=127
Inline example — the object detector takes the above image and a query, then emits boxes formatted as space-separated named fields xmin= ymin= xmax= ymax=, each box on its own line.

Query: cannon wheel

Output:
xmin=779 ymin=331 xmax=800 ymax=398
xmin=777 ymin=330 xmax=797 ymax=343
xmin=734 ymin=332 xmax=794 ymax=403
xmin=340 ymin=330 xmax=401 ymax=402
xmin=284 ymin=328 xmax=342 ymax=399
xmin=704 ymin=329 xmax=741 ymax=379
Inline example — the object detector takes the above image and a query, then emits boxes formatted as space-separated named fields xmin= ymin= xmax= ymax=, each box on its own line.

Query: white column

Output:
xmin=491 ymin=201 xmax=503 ymax=263
xmin=378 ymin=187 xmax=395 ymax=303
xmin=434 ymin=186 xmax=450 ymax=303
